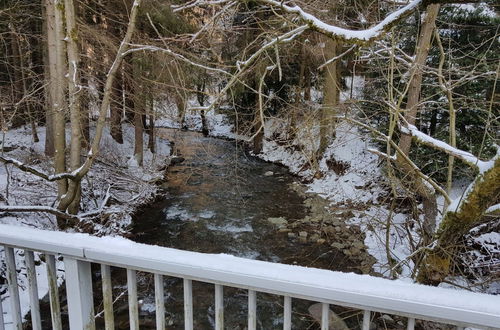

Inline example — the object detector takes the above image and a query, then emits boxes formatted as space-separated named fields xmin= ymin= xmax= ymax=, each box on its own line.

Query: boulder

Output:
xmin=308 ymin=303 xmax=349 ymax=330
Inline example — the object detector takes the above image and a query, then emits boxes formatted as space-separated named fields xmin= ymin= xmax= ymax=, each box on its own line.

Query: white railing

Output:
xmin=0 ymin=224 xmax=499 ymax=330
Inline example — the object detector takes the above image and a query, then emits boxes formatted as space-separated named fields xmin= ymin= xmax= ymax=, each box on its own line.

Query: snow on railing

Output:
xmin=0 ymin=224 xmax=499 ymax=330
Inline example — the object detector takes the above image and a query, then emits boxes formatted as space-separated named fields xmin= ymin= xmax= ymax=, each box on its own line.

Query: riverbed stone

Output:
xmin=308 ymin=303 xmax=349 ymax=330
xmin=264 ymin=171 xmax=274 ymax=176
xmin=268 ymin=217 xmax=288 ymax=227
xmin=310 ymin=233 xmax=320 ymax=242
xmin=330 ymin=242 xmax=344 ymax=249
xmin=288 ymin=232 xmax=296 ymax=239
xmin=299 ymin=231 xmax=308 ymax=238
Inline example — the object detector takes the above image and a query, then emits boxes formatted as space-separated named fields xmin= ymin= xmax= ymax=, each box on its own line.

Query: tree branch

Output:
xmin=400 ymin=124 xmax=494 ymax=172
xmin=0 ymin=155 xmax=77 ymax=181
xmin=0 ymin=205 xmax=80 ymax=221
xmin=255 ymin=0 xmax=423 ymax=43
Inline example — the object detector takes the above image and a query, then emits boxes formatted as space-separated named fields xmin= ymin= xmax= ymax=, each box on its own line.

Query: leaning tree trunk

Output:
xmin=397 ymin=4 xmax=440 ymax=156
xmin=396 ymin=4 xmax=440 ymax=246
xmin=418 ymin=157 xmax=500 ymax=285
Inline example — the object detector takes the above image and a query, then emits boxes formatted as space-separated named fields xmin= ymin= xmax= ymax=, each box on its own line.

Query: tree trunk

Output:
xmin=14 ymin=28 xmax=39 ymax=142
xmin=134 ymin=103 xmax=144 ymax=166
xmin=47 ymin=0 xmax=68 ymax=205
xmin=397 ymin=4 xmax=440 ymax=156
xmin=197 ymin=83 xmax=209 ymax=136
xmin=395 ymin=4 xmax=440 ymax=246
xmin=110 ymin=68 xmax=124 ymax=143
xmin=318 ymin=38 xmax=338 ymax=157
xmin=175 ymin=94 xmax=187 ymax=130
xmin=134 ymin=55 xmax=144 ymax=167
xmin=147 ymin=97 xmax=155 ymax=153
xmin=8 ymin=27 xmax=25 ymax=128
xmin=42 ymin=0 xmax=55 ymax=156
xmin=58 ymin=0 xmax=83 ymax=216
xmin=418 ymin=157 xmax=500 ymax=285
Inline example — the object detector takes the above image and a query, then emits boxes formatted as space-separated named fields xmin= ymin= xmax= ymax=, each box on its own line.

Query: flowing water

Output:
xmin=35 ymin=129 xmax=370 ymax=329
xmin=128 ymin=129 xmax=315 ymax=329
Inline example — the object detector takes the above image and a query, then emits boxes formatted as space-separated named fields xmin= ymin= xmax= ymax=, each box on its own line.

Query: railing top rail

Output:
xmin=0 ymin=224 xmax=499 ymax=328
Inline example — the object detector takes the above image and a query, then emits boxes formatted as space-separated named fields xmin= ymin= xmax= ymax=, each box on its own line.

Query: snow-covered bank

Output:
xmin=155 ymin=81 xmax=498 ymax=294
xmin=0 ymin=123 xmax=171 ymax=326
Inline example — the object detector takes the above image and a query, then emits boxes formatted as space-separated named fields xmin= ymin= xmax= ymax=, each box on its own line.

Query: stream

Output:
xmin=111 ymin=129 xmax=370 ymax=329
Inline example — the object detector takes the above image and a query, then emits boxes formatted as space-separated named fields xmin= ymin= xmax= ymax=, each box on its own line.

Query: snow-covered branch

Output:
xmin=256 ymin=0 xmax=423 ymax=43
xmin=485 ymin=203 xmax=500 ymax=215
xmin=400 ymin=124 xmax=494 ymax=172
xmin=0 ymin=205 xmax=80 ymax=221
xmin=0 ymin=155 xmax=77 ymax=181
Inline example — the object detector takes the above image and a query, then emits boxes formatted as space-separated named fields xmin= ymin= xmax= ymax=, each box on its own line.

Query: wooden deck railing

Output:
xmin=0 ymin=224 xmax=499 ymax=330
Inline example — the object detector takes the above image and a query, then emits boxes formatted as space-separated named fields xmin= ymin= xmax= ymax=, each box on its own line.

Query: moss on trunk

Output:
xmin=418 ymin=156 xmax=500 ymax=285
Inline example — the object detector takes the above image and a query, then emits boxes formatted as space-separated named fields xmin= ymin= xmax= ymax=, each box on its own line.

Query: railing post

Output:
xmin=154 ymin=273 xmax=165 ymax=330
xmin=127 ymin=269 xmax=139 ymax=330
xmin=214 ymin=284 xmax=224 ymax=330
xmin=183 ymin=279 xmax=193 ymax=330
xmin=362 ymin=310 xmax=371 ymax=330
xmin=101 ymin=264 xmax=114 ymax=330
xmin=25 ymin=250 xmax=42 ymax=330
xmin=283 ymin=296 xmax=291 ymax=330
xmin=248 ymin=290 xmax=256 ymax=330
xmin=4 ymin=247 xmax=22 ymax=330
xmin=0 ymin=292 xmax=5 ymax=330
xmin=407 ymin=317 xmax=415 ymax=330
xmin=64 ymin=257 xmax=95 ymax=330
xmin=321 ymin=303 xmax=329 ymax=330
xmin=46 ymin=254 xmax=62 ymax=330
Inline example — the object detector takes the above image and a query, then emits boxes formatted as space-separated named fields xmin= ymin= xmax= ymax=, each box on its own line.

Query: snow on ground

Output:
xmin=0 ymin=122 xmax=171 ymax=326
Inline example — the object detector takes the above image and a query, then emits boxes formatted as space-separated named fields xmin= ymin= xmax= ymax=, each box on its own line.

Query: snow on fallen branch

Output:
xmin=400 ymin=124 xmax=495 ymax=172
xmin=256 ymin=0 xmax=423 ymax=43
xmin=0 ymin=155 xmax=77 ymax=181
xmin=485 ymin=203 xmax=500 ymax=215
